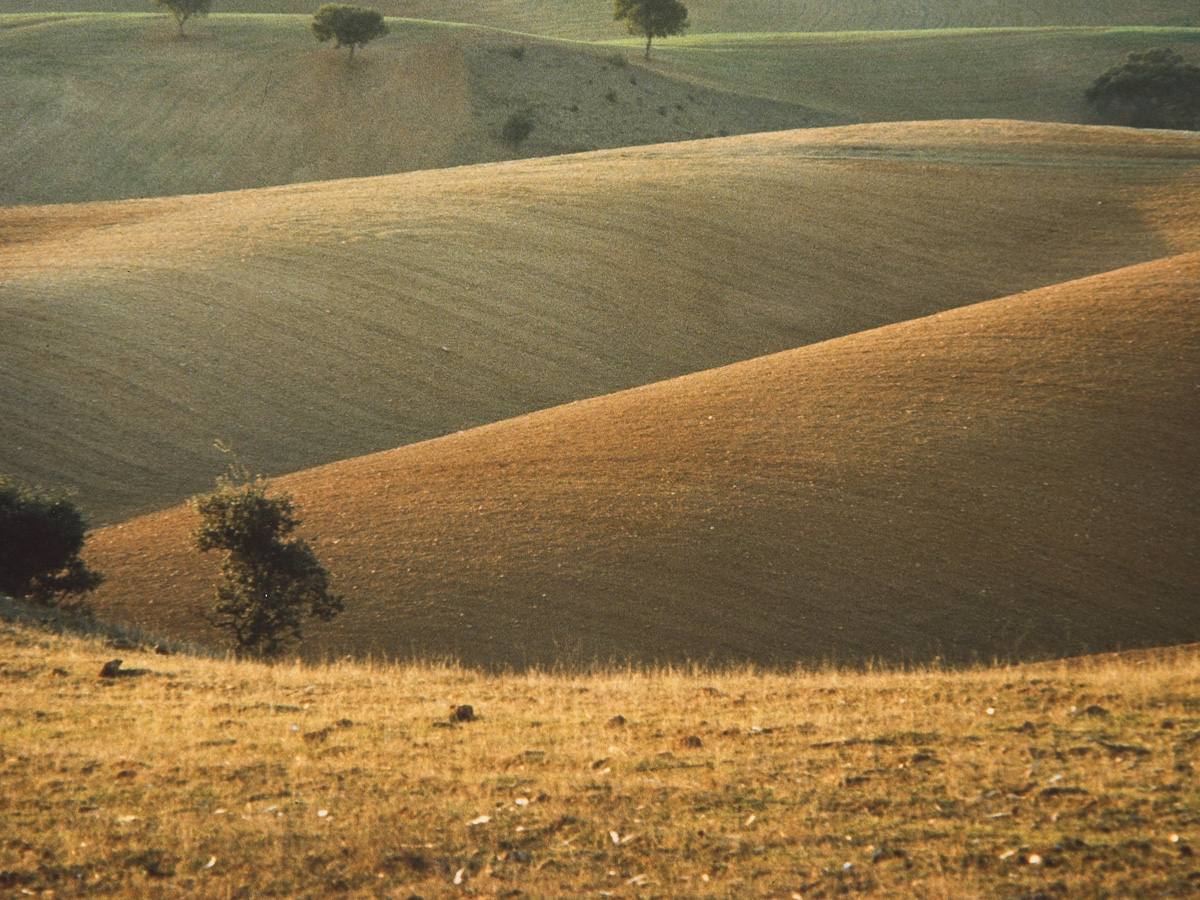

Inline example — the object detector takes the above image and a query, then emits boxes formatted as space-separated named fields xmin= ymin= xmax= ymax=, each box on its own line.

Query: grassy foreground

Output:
xmin=2 ymin=621 xmax=1197 ymax=898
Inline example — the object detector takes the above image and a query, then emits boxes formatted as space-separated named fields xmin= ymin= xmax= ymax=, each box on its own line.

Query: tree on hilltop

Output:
xmin=191 ymin=455 xmax=342 ymax=658
xmin=311 ymin=4 xmax=388 ymax=59
xmin=152 ymin=0 xmax=211 ymax=38
xmin=614 ymin=0 xmax=688 ymax=59
xmin=0 ymin=477 xmax=103 ymax=609
xmin=1086 ymin=47 xmax=1200 ymax=130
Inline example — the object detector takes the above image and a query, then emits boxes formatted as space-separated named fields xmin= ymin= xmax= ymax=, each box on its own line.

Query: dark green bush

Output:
xmin=0 ymin=477 xmax=103 ymax=607
xmin=501 ymin=109 xmax=535 ymax=146
xmin=192 ymin=464 xmax=342 ymax=658
xmin=311 ymin=4 xmax=387 ymax=58
xmin=1086 ymin=47 xmax=1200 ymax=130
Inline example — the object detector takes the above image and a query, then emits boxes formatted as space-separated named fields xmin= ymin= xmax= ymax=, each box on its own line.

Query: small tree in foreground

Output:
xmin=311 ymin=4 xmax=388 ymax=59
xmin=152 ymin=0 xmax=212 ymax=38
xmin=613 ymin=0 xmax=688 ymax=59
xmin=0 ymin=477 xmax=103 ymax=608
xmin=191 ymin=461 xmax=342 ymax=658
xmin=1086 ymin=47 xmax=1200 ymax=130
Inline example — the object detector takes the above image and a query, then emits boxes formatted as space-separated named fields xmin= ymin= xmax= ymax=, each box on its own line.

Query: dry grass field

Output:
xmin=5 ymin=122 xmax=1200 ymax=525
xmin=80 ymin=247 xmax=1200 ymax=668
xmin=2 ymin=620 xmax=1198 ymax=898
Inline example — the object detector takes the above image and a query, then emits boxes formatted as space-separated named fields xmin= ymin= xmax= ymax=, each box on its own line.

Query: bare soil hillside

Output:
xmin=5 ymin=122 xmax=1200 ymax=523
xmin=83 ymin=250 xmax=1200 ymax=668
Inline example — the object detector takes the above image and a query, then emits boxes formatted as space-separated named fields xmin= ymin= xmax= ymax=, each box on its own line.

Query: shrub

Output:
xmin=191 ymin=461 xmax=342 ymax=658
xmin=1086 ymin=47 xmax=1200 ymax=130
xmin=152 ymin=0 xmax=211 ymax=38
xmin=0 ymin=477 xmax=103 ymax=607
xmin=613 ymin=0 xmax=688 ymax=59
xmin=311 ymin=4 xmax=388 ymax=58
xmin=501 ymin=109 xmax=535 ymax=146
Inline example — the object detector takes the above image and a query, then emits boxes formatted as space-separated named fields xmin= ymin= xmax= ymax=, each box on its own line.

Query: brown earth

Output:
xmin=5 ymin=121 xmax=1200 ymax=523
xmin=82 ymin=249 xmax=1200 ymax=668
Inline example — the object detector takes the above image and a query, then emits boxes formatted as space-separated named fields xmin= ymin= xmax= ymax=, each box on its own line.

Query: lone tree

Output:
xmin=613 ymin=0 xmax=688 ymax=59
xmin=192 ymin=460 xmax=342 ymax=658
xmin=1086 ymin=47 xmax=1200 ymax=130
xmin=152 ymin=0 xmax=212 ymax=38
xmin=0 ymin=477 xmax=103 ymax=608
xmin=311 ymin=4 xmax=388 ymax=59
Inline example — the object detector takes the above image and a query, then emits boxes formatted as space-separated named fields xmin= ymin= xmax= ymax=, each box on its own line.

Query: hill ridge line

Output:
xmin=82 ymin=249 xmax=1200 ymax=668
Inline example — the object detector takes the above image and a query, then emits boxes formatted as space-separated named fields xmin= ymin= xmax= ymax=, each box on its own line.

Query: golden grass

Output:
xmin=5 ymin=121 xmax=1200 ymax=526
xmin=81 ymin=248 xmax=1200 ymax=668
xmin=2 ymin=620 xmax=1198 ymax=897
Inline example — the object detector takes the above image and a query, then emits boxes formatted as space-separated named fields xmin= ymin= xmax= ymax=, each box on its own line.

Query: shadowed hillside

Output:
xmin=1 ymin=0 xmax=1194 ymax=38
xmin=655 ymin=29 xmax=1200 ymax=125
xmin=83 ymin=251 xmax=1200 ymax=668
xmin=5 ymin=121 xmax=1200 ymax=523
xmin=4 ymin=15 xmax=1198 ymax=206
xmin=0 ymin=15 xmax=834 ymax=207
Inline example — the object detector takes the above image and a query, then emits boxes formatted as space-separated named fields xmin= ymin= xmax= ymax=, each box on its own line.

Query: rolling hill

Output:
xmin=654 ymin=28 xmax=1200 ymax=124
xmin=81 ymin=248 xmax=1200 ymax=668
xmin=5 ymin=121 xmax=1200 ymax=525
xmin=3 ymin=14 xmax=1198 ymax=206
xmin=0 ymin=14 xmax=833 ymax=206
xmin=0 ymin=0 xmax=1195 ymax=38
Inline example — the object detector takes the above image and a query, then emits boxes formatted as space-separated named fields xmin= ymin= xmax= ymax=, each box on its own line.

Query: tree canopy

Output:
xmin=613 ymin=0 xmax=689 ymax=59
xmin=1085 ymin=47 xmax=1200 ymax=130
xmin=152 ymin=0 xmax=211 ymax=38
xmin=0 ymin=477 xmax=103 ymax=607
xmin=192 ymin=463 xmax=342 ymax=658
xmin=311 ymin=4 xmax=388 ymax=58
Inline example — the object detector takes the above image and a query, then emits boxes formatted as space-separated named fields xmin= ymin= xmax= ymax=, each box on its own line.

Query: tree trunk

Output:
xmin=348 ymin=42 xmax=355 ymax=59
xmin=644 ymin=34 xmax=652 ymax=59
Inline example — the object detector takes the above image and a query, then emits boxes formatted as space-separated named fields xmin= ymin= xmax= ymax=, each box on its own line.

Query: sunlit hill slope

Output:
xmin=5 ymin=122 xmax=1200 ymax=525
xmin=83 ymin=248 xmax=1200 ymax=668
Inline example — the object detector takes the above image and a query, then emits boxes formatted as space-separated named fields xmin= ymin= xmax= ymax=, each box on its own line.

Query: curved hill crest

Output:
xmin=5 ymin=121 xmax=1200 ymax=524
xmin=3 ymin=14 xmax=1198 ymax=206
xmin=2 ymin=0 xmax=1195 ymax=38
xmin=83 ymin=250 xmax=1200 ymax=668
